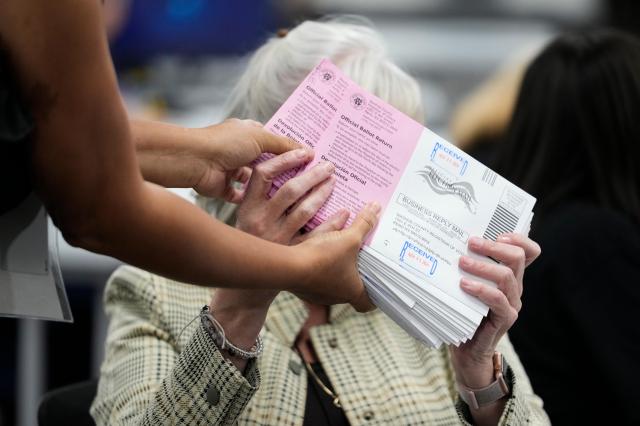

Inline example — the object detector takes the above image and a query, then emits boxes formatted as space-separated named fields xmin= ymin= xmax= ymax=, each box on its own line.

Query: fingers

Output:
xmin=296 ymin=279 xmax=375 ymax=313
xmin=497 ymin=233 xmax=542 ymax=266
xmin=252 ymin=126 xmax=302 ymax=155
xmin=460 ymin=234 xmax=540 ymax=314
xmin=460 ymin=278 xmax=518 ymax=330
xmin=270 ymin=162 xmax=334 ymax=214
xmin=307 ymin=209 xmax=350 ymax=235
xmin=290 ymin=202 xmax=380 ymax=313
xmin=244 ymin=149 xmax=313 ymax=202
xmin=468 ymin=236 xmax=526 ymax=282
xmin=242 ymin=119 xmax=263 ymax=128
xmin=293 ymin=210 xmax=350 ymax=244
xmin=231 ymin=167 xmax=252 ymax=184
xmin=459 ymin=256 xmax=521 ymax=310
xmin=224 ymin=186 xmax=245 ymax=204
xmin=346 ymin=202 xmax=382 ymax=245
xmin=222 ymin=167 xmax=253 ymax=204
xmin=283 ymin=176 xmax=336 ymax=233
xmin=351 ymin=286 xmax=376 ymax=313
xmin=468 ymin=236 xmax=525 ymax=266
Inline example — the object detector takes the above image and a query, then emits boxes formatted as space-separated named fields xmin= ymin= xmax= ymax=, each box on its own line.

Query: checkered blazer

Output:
xmin=91 ymin=265 xmax=549 ymax=425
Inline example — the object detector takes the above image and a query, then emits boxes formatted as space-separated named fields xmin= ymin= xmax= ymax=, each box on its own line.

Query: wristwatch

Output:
xmin=457 ymin=352 xmax=510 ymax=410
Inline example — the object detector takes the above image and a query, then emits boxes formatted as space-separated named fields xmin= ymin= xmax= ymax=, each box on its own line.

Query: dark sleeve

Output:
xmin=510 ymin=205 xmax=640 ymax=424
xmin=0 ymin=48 xmax=34 ymax=213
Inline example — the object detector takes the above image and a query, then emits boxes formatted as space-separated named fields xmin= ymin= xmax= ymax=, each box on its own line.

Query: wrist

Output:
xmin=134 ymin=121 xmax=211 ymax=188
xmin=451 ymin=352 xmax=495 ymax=389
xmin=195 ymin=124 xmax=224 ymax=160
xmin=208 ymin=300 xmax=269 ymax=351
xmin=456 ymin=351 xmax=511 ymax=421
xmin=279 ymin=245 xmax=311 ymax=293
xmin=211 ymin=288 xmax=275 ymax=315
xmin=186 ymin=126 xmax=215 ymax=182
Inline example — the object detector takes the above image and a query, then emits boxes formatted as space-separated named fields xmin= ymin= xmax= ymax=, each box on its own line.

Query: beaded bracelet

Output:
xmin=200 ymin=305 xmax=264 ymax=360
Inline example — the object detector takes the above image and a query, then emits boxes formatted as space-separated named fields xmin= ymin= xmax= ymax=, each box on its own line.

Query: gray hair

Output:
xmin=198 ymin=17 xmax=424 ymax=218
xmin=224 ymin=17 xmax=424 ymax=122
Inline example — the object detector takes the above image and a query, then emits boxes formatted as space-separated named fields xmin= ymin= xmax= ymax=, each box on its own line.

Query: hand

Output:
xmin=213 ymin=147 xmax=380 ymax=316
xmin=220 ymin=147 xmax=347 ymax=307
xmin=193 ymin=118 xmax=299 ymax=202
xmin=291 ymin=202 xmax=380 ymax=312
xmin=209 ymin=148 xmax=351 ymax=369
xmin=238 ymin=148 xmax=380 ymax=313
xmin=132 ymin=118 xmax=298 ymax=201
xmin=236 ymin=148 xmax=347 ymax=245
xmin=450 ymin=234 xmax=541 ymax=388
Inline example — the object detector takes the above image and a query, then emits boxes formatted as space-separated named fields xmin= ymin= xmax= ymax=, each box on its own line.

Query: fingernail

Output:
xmin=497 ymin=235 xmax=512 ymax=243
xmin=324 ymin=162 xmax=335 ymax=173
xmin=460 ymin=278 xmax=478 ymax=291
xmin=295 ymin=149 xmax=307 ymax=158
xmin=469 ymin=236 xmax=484 ymax=249
xmin=370 ymin=201 xmax=381 ymax=214
xmin=459 ymin=256 xmax=474 ymax=267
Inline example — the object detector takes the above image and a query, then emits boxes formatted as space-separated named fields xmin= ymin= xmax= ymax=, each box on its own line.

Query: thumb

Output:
xmin=347 ymin=202 xmax=382 ymax=243
xmin=351 ymin=285 xmax=376 ymax=313
xmin=254 ymin=128 xmax=302 ymax=155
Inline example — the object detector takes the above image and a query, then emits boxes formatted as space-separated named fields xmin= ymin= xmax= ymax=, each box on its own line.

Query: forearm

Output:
xmin=0 ymin=0 xmax=310 ymax=294
xmin=132 ymin=119 xmax=209 ymax=188
xmin=84 ymin=181 xmax=305 ymax=291
xmin=452 ymin=356 xmax=506 ymax=426
xmin=208 ymin=290 xmax=274 ymax=371
xmin=31 ymin=114 xmax=306 ymax=291
xmin=449 ymin=338 xmax=550 ymax=425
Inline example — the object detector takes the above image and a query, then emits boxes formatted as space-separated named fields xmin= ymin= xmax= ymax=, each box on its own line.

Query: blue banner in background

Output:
xmin=110 ymin=0 xmax=280 ymax=67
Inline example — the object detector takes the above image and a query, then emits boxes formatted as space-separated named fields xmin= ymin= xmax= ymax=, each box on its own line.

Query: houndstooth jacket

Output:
xmin=90 ymin=265 xmax=549 ymax=425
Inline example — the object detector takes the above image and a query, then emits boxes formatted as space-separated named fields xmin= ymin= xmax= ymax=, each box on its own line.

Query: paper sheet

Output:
xmin=257 ymin=59 xmax=536 ymax=346
xmin=0 ymin=193 xmax=72 ymax=322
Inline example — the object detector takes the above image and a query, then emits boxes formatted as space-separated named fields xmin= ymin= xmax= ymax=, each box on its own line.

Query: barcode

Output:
xmin=483 ymin=204 xmax=519 ymax=241
xmin=482 ymin=168 xmax=497 ymax=186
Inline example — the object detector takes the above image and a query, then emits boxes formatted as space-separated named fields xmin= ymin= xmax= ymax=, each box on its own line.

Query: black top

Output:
xmin=303 ymin=362 xmax=349 ymax=426
xmin=510 ymin=202 xmax=640 ymax=425
xmin=0 ymin=46 xmax=34 ymax=214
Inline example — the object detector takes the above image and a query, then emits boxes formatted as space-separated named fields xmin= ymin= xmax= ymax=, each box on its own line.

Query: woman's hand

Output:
xmin=194 ymin=119 xmax=305 ymax=202
xmin=232 ymin=146 xmax=380 ymax=312
xmin=290 ymin=208 xmax=379 ymax=311
xmin=209 ymin=148 xmax=353 ymax=369
xmin=220 ymin=147 xmax=350 ymax=309
xmin=235 ymin=149 xmax=348 ymax=245
xmin=451 ymin=233 xmax=541 ymax=378
xmin=133 ymin=118 xmax=299 ymax=202
xmin=449 ymin=233 xmax=540 ymax=425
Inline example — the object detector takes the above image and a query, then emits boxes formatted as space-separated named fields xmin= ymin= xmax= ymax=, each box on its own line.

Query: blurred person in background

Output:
xmin=449 ymin=50 xmax=536 ymax=165
xmin=91 ymin=18 xmax=549 ymax=426
xmin=0 ymin=0 xmax=379 ymax=311
xmin=495 ymin=30 xmax=640 ymax=425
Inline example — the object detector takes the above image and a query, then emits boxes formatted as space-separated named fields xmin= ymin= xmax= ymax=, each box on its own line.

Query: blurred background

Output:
xmin=1 ymin=0 xmax=637 ymax=425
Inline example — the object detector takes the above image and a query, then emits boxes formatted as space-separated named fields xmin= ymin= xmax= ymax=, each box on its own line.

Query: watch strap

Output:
xmin=457 ymin=352 xmax=510 ymax=410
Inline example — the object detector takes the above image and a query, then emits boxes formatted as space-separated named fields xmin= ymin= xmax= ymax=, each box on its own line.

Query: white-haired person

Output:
xmin=91 ymin=18 xmax=549 ymax=425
